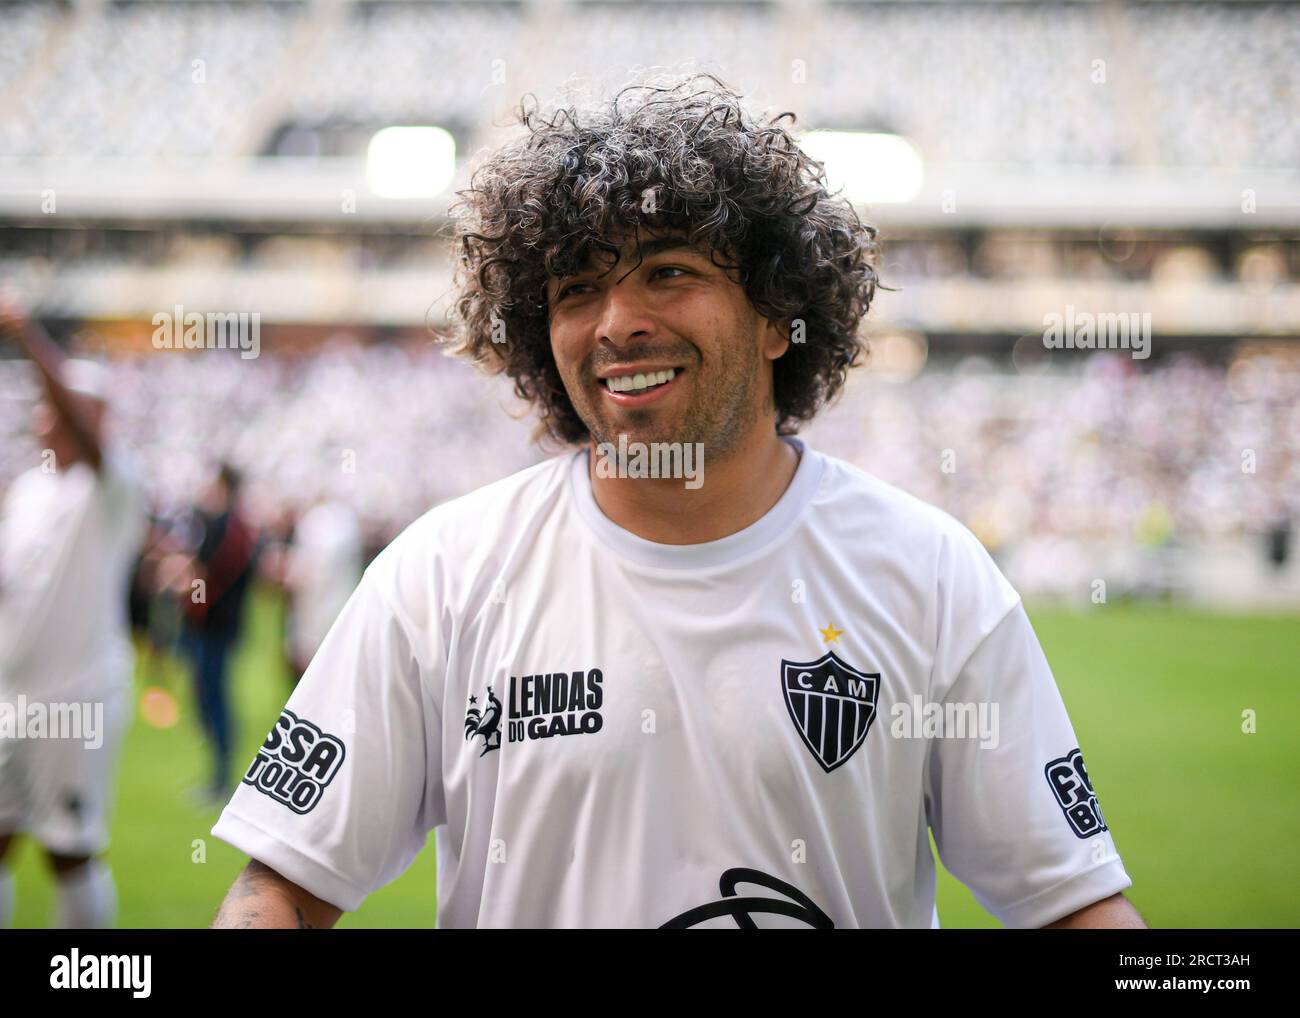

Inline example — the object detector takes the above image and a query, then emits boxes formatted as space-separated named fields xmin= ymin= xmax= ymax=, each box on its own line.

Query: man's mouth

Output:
xmin=600 ymin=368 xmax=677 ymax=394
xmin=597 ymin=366 xmax=683 ymax=406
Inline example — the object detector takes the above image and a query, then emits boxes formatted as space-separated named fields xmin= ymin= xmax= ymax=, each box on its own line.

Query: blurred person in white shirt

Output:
xmin=0 ymin=302 xmax=147 ymax=928
xmin=282 ymin=499 xmax=363 ymax=684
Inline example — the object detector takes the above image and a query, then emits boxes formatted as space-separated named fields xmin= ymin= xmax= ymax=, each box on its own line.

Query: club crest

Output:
xmin=781 ymin=651 xmax=880 ymax=772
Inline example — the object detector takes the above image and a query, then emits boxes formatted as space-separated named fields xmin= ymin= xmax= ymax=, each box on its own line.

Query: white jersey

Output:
xmin=212 ymin=438 xmax=1132 ymax=928
xmin=0 ymin=452 xmax=147 ymax=698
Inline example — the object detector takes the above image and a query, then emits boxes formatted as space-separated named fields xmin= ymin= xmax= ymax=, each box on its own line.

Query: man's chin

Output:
xmin=588 ymin=420 xmax=695 ymax=451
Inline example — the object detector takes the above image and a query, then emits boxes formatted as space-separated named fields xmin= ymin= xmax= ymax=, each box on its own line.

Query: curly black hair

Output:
xmin=442 ymin=72 xmax=881 ymax=445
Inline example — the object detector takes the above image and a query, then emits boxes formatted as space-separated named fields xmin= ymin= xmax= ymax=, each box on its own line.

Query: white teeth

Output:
xmin=604 ymin=368 xmax=676 ymax=393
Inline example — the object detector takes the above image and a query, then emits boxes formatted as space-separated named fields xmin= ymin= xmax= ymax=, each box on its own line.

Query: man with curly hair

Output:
xmin=212 ymin=75 xmax=1143 ymax=929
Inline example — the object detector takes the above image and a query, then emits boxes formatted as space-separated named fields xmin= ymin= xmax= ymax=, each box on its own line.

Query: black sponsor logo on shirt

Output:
xmin=1044 ymin=747 xmax=1109 ymax=838
xmin=243 ymin=709 xmax=346 ymax=814
xmin=661 ymin=868 xmax=835 ymax=929
xmin=507 ymin=668 xmax=603 ymax=742
xmin=466 ymin=669 xmax=604 ymax=756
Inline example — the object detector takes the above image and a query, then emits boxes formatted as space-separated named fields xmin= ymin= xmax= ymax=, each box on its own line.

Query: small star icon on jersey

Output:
xmin=819 ymin=623 xmax=844 ymax=643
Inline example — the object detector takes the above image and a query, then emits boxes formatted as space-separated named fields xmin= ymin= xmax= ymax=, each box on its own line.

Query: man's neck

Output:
xmin=587 ymin=427 xmax=800 ymax=545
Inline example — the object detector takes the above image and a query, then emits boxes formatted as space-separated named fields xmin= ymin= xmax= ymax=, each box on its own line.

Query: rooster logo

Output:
xmin=463 ymin=687 xmax=502 ymax=756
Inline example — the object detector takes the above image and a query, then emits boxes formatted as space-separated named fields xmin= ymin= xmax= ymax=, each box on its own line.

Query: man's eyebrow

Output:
xmin=632 ymin=236 xmax=704 ymax=259
xmin=554 ymin=236 xmax=706 ymax=282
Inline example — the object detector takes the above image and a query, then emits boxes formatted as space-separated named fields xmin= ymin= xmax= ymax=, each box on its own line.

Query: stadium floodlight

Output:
xmin=365 ymin=126 xmax=456 ymax=199
xmin=799 ymin=131 xmax=924 ymax=205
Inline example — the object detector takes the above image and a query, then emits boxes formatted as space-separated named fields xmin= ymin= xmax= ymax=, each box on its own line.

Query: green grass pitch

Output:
xmin=7 ymin=587 xmax=1298 ymax=928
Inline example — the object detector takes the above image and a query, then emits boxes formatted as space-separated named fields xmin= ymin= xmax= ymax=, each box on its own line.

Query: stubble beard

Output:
xmin=574 ymin=327 xmax=765 ymax=465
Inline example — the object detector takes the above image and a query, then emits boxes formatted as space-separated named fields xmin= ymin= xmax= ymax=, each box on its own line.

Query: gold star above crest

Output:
xmin=819 ymin=623 xmax=844 ymax=644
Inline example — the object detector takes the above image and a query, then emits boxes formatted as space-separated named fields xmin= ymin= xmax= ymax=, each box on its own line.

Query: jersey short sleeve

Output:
xmin=211 ymin=543 xmax=446 ymax=912
xmin=924 ymin=601 xmax=1133 ymax=927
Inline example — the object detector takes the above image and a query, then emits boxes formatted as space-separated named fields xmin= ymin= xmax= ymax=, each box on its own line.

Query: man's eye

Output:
xmin=556 ymin=265 xmax=687 ymax=301
xmin=557 ymin=282 xmax=592 ymax=300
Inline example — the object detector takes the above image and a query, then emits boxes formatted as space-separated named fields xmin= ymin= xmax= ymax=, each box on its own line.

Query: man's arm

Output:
xmin=212 ymin=859 xmax=344 ymax=929
xmin=0 ymin=297 xmax=104 ymax=471
xmin=1043 ymin=892 xmax=1147 ymax=929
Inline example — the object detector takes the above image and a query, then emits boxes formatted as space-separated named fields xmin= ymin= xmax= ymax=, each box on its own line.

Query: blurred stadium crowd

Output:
xmin=1 ymin=0 xmax=1296 ymax=167
xmin=0 ymin=340 xmax=539 ymax=533
xmin=1 ymin=340 xmax=1296 ymax=604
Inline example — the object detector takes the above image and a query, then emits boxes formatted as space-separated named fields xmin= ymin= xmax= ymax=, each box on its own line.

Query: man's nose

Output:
xmin=594 ymin=281 xmax=656 ymax=347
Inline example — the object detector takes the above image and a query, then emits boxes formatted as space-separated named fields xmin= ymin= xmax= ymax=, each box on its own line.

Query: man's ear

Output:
xmin=761 ymin=316 xmax=792 ymax=361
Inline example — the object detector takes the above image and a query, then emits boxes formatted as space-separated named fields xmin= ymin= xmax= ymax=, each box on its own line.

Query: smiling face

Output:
xmin=546 ymin=230 xmax=790 ymax=458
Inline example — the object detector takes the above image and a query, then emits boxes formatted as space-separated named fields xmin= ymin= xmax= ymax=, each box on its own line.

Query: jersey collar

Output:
xmin=568 ymin=436 xmax=824 ymax=570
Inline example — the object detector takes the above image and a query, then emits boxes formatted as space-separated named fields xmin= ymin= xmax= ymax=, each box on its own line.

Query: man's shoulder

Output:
xmin=813 ymin=449 xmax=983 ymax=554
xmin=813 ymin=448 xmax=1022 ymax=657
xmin=4 ymin=462 xmax=90 ymax=511
xmin=3 ymin=465 xmax=47 ymax=498
xmin=416 ymin=452 xmax=570 ymax=535
xmin=368 ymin=452 xmax=574 ymax=571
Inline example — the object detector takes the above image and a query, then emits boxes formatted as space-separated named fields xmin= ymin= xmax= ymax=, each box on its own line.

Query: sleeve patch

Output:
xmin=1043 ymin=748 xmax=1109 ymax=839
xmin=242 ymin=709 xmax=347 ymax=814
